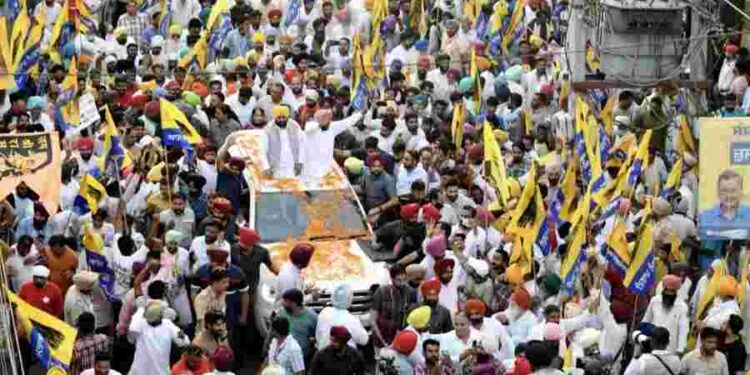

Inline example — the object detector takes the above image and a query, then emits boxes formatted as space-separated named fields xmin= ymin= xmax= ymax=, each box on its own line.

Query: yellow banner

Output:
xmin=0 ymin=132 xmax=61 ymax=214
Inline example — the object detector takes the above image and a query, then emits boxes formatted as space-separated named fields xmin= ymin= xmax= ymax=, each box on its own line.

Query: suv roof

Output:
xmin=226 ymin=129 xmax=350 ymax=193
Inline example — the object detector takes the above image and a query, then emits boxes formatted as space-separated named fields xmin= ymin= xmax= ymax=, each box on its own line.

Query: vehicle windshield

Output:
xmin=254 ymin=189 xmax=370 ymax=243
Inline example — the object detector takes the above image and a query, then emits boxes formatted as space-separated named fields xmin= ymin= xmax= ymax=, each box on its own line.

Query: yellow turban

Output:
xmin=272 ymin=105 xmax=290 ymax=119
xmin=252 ymin=31 xmax=265 ymax=44
xmin=168 ymin=25 xmax=181 ymax=36
xmin=493 ymin=129 xmax=508 ymax=144
xmin=114 ymin=27 xmax=127 ymax=38
xmin=476 ymin=57 xmax=491 ymax=71
xmin=407 ymin=306 xmax=431 ymax=329
xmin=529 ymin=35 xmax=544 ymax=49
xmin=233 ymin=57 xmax=246 ymax=67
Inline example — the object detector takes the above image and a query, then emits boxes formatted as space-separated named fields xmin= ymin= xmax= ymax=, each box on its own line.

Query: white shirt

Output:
xmin=473 ymin=317 xmax=515 ymax=360
xmin=315 ymin=306 xmax=369 ymax=349
xmin=225 ymin=94 xmax=255 ymax=128
xmin=128 ymin=316 xmax=188 ymax=375
xmin=33 ymin=1 xmax=62 ymax=29
xmin=465 ymin=226 xmax=502 ymax=259
xmin=60 ymin=180 xmax=80 ymax=211
xmin=642 ymin=295 xmax=690 ymax=353
xmin=434 ymin=328 xmax=482 ymax=363
xmin=267 ymin=336 xmax=306 ymax=374
xmin=277 ymin=262 xmax=303 ymax=297
xmin=276 ymin=127 xmax=296 ymax=179
xmin=302 ymin=112 xmax=362 ymax=180
xmin=704 ymin=299 xmax=740 ymax=330
xmin=108 ymin=241 xmax=148 ymax=299
xmin=188 ymin=237 xmax=231 ymax=272
xmin=395 ymin=164 xmax=428 ymax=196
xmin=170 ymin=0 xmax=202 ymax=27
xmin=6 ymin=245 xmax=39 ymax=291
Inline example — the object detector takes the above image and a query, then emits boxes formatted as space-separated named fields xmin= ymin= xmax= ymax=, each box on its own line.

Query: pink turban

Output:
xmin=425 ymin=235 xmax=447 ymax=258
xmin=543 ymin=323 xmax=565 ymax=341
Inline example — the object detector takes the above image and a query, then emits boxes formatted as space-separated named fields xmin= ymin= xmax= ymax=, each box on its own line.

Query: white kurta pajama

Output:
xmin=302 ymin=113 xmax=362 ymax=180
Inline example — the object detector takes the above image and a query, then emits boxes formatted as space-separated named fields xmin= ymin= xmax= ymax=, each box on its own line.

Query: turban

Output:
xmin=459 ymin=77 xmax=474 ymax=93
xmin=279 ymin=34 xmax=293 ymax=44
xmin=32 ymin=265 xmax=50 ymax=278
xmin=611 ymin=300 xmax=630 ymax=324
xmin=290 ymin=243 xmax=315 ymax=267
xmin=330 ymin=325 xmax=351 ymax=342
xmin=332 ymin=284 xmax=353 ymax=309
xmin=314 ymin=109 xmax=333 ymax=125
xmin=228 ymin=157 xmax=246 ymax=170
xmin=165 ymin=230 xmax=184 ymax=244
xmin=425 ymin=235 xmax=447 ymax=258
xmin=529 ymin=35 xmax=544 ymax=49
xmin=366 ymin=154 xmax=386 ymax=167
xmin=191 ymin=82 xmax=209 ymax=98
xmin=505 ymin=65 xmax=523 ymax=83
xmin=272 ymin=105 xmax=290 ymax=119
xmin=239 ymin=228 xmax=261 ymax=247
xmin=468 ymin=258 xmax=489 ymax=278
xmin=417 ymin=55 xmax=432 ymax=69
xmin=539 ymin=83 xmax=555 ymax=97
xmin=400 ymin=203 xmax=420 ymax=221
xmin=420 ymin=278 xmax=441 ymax=296
xmin=542 ymin=274 xmax=562 ymax=296
xmin=73 ymin=271 xmax=99 ymax=290
xmin=473 ymin=207 xmax=494 ymax=224
xmin=476 ymin=57 xmax=491 ymax=71
xmin=725 ymin=44 xmax=740 ymax=54
xmin=505 ymin=264 xmax=524 ymax=285
xmin=543 ymin=323 xmax=564 ymax=341
xmin=465 ymin=298 xmax=487 ymax=316
xmin=305 ymin=89 xmax=320 ymax=102
xmin=651 ymin=197 xmax=672 ymax=217
xmin=182 ymin=91 xmax=202 ymax=107
xmin=168 ymin=25 xmax=181 ymax=36
xmin=421 ymin=203 xmax=441 ymax=224
xmin=414 ymin=39 xmax=429 ymax=51
xmin=511 ymin=287 xmax=532 ymax=310
xmin=392 ymin=330 xmax=418 ymax=355
xmin=28 ymin=96 xmax=45 ymax=109
xmin=212 ymin=197 xmax=233 ymax=214
xmin=467 ymin=143 xmax=484 ymax=161
xmin=494 ymin=129 xmax=509 ymax=144
xmin=145 ymin=100 xmax=161 ymax=119
xmin=252 ymin=32 xmax=266 ymax=43
xmin=145 ymin=301 xmax=164 ymax=323
xmin=434 ymin=258 xmax=455 ymax=275
xmin=405 ymin=264 xmax=425 ymax=279
xmin=662 ymin=275 xmax=682 ymax=291
xmin=114 ymin=27 xmax=127 ymax=37
xmin=211 ymin=346 xmax=235 ymax=370
xmin=207 ymin=248 xmax=229 ymax=263
xmin=719 ymin=275 xmax=739 ymax=298
xmin=267 ymin=8 xmax=282 ymax=18
xmin=33 ymin=201 xmax=49 ymax=219
xmin=76 ymin=137 xmax=94 ymax=151
xmin=406 ymin=306 xmax=431 ymax=329
xmin=344 ymin=157 xmax=364 ymax=175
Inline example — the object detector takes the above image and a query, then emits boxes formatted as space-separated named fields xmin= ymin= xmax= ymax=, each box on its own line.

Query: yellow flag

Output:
xmin=669 ymin=230 xmax=683 ymax=263
xmin=696 ymin=262 xmax=725 ymax=321
xmin=523 ymin=107 xmax=533 ymax=134
xmin=206 ymin=0 xmax=229 ymax=30
xmin=79 ymin=174 xmax=107 ymax=214
xmin=507 ymin=163 xmax=538 ymax=233
xmin=489 ymin=0 xmax=508 ymax=35
xmin=7 ymin=290 xmax=77 ymax=367
xmin=81 ymin=223 xmax=105 ymax=253
xmin=179 ymin=33 xmax=209 ymax=68
xmin=607 ymin=218 xmax=630 ymax=264
xmin=601 ymin=95 xmax=616 ymax=137
xmin=559 ymin=161 xmax=577 ymax=221
xmin=483 ymin=122 xmax=510 ymax=206
xmin=10 ymin=0 xmax=30 ymax=65
xmin=677 ymin=115 xmax=696 ymax=156
xmin=160 ymin=98 xmax=202 ymax=144
xmin=451 ymin=103 xmax=465 ymax=152
xmin=0 ymin=17 xmax=14 ymax=90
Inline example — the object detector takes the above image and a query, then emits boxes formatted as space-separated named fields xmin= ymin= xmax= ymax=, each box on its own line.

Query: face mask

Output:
xmin=662 ymin=293 xmax=677 ymax=308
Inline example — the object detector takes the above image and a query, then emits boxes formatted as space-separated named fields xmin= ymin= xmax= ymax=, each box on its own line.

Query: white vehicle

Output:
xmin=226 ymin=130 xmax=390 ymax=337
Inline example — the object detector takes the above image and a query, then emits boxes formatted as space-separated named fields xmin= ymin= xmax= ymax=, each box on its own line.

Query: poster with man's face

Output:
xmin=699 ymin=118 xmax=750 ymax=240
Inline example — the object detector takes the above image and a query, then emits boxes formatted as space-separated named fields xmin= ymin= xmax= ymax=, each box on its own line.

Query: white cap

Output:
xmin=32 ymin=265 xmax=50 ymax=278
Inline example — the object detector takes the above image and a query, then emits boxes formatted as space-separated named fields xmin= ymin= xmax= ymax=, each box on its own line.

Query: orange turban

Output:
xmin=719 ymin=275 xmax=739 ymax=298
xmin=465 ymin=299 xmax=487 ymax=316
xmin=512 ymin=287 xmax=532 ymax=310
xmin=420 ymin=278 xmax=441 ymax=296
xmin=505 ymin=264 xmax=524 ymax=285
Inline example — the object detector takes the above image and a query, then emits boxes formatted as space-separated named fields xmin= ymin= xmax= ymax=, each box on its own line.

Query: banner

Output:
xmin=0 ymin=132 xmax=61 ymax=214
xmin=7 ymin=289 xmax=77 ymax=371
xmin=698 ymin=118 xmax=750 ymax=239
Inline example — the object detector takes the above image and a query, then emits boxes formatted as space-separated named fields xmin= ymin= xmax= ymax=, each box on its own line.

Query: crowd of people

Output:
xmin=1 ymin=0 xmax=750 ymax=374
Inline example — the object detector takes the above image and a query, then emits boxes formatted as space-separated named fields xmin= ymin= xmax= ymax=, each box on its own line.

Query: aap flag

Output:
xmin=698 ymin=119 xmax=750 ymax=239
xmin=0 ymin=132 xmax=61 ymax=215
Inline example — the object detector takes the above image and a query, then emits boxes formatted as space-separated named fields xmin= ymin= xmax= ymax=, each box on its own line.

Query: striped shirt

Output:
xmin=71 ymin=334 xmax=110 ymax=375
